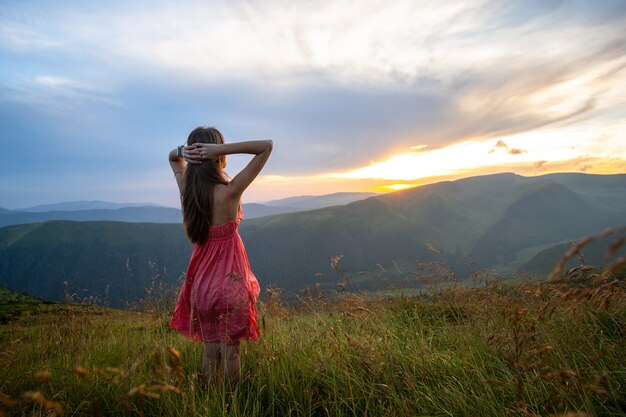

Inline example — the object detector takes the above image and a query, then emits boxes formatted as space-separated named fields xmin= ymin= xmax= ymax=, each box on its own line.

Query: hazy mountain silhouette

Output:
xmin=0 ymin=172 xmax=624 ymax=306
xmin=241 ymin=173 xmax=624 ymax=288
xmin=17 ymin=201 xmax=163 ymax=212
xmin=265 ymin=192 xmax=379 ymax=209
xmin=0 ymin=192 xmax=378 ymax=227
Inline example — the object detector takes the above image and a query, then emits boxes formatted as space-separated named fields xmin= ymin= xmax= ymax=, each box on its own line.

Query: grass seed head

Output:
xmin=584 ymin=383 xmax=608 ymax=395
xmin=0 ymin=393 xmax=16 ymax=408
xmin=128 ymin=384 xmax=160 ymax=399
xmin=34 ymin=370 xmax=52 ymax=383
xmin=166 ymin=345 xmax=181 ymax=360
xmin=74 ymin=366 xmax=89 ymax=379
xmin=148 ymin=384 xmax=182 ymax=395
xmin=22 ymin=391 xmax=63 ymax=416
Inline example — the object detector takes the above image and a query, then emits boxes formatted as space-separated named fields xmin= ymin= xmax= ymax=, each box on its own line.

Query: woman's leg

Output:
xmin=221 ymin=342 xmax=241 ymax=384
xmin=202 ymin=342 xmax=221 ymax=383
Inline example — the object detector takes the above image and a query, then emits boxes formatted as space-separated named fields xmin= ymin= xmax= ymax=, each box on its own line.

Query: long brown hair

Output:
xmin=182 ymin=127 xmax=228 ymax=245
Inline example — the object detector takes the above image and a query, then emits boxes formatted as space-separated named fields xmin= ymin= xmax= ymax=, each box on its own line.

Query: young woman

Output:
xmin=168 ymin=126 xmax=272 ymax=384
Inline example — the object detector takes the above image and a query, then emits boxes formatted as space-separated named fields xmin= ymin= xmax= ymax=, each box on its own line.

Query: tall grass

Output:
xmin=0 ymin=273 xmax=624 ymax=416
xmin=1 ymin=229 xmax=625 ymax=416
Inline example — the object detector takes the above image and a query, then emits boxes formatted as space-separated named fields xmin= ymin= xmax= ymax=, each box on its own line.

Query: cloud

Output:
xmin=1 ymin=0 xmax=626 ymax=207
xmin=0 ymin=21 xmax=60 ymax=50
xmin=0 ymin=74 xmax=120 ymax=112
xmin=330 ymin=119 xmax=626 ymax=181
xmin=488 ymin=139 xmax=527 ymax=155
xmin=508 ymin=148 xmax=526 ymax=155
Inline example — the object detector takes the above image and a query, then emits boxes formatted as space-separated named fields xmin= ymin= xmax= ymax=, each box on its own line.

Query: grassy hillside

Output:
xmin=545 ymin=172 xmax=626 ymax=210
xmin=0 ymin=286 xmax=41 ymax=304
xmin=0 ymin=277 xmax=624 ymax=416
xmin=0 ymin=286 xmax=46 ymax=324
xmin=467 ymin=180 xmax=622 ymax=267
xmin=242 ymin=173 xmax=625 ymax=287
xmin=1 ymin=173 xmax=624 ymax=306
xmin=520 ymin=233 xmax=626 ymax=276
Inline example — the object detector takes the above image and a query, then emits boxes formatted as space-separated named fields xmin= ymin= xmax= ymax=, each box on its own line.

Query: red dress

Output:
xmin=170 ymin=185 xmax=260 ymax=344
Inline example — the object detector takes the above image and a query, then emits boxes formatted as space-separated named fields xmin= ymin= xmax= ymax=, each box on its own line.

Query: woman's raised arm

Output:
xmin=168 ymin=146 xmax=187 ymax=195
xmin=185 ymin=140 xmax=273 ymax=198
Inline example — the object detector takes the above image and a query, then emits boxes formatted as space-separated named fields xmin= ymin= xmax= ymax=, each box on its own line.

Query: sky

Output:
xmin=1 ymin=0 xmax=625 ymax=209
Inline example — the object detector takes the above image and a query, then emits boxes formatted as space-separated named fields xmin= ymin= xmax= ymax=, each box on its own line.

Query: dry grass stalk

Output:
xmin=605 ymin=237 xmax=625 ymax=259
xmin=425 ymin=243 xmax=441 ymax=254
xmin=607 ymin=256 xmax=626 ymax=273
xmin=548 ymin=226 xmax=626 ymax=281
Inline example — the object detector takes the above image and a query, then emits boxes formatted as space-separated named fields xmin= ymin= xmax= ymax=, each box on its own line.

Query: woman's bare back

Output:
xmin=210 ymin=183 xmax=239 ymax=226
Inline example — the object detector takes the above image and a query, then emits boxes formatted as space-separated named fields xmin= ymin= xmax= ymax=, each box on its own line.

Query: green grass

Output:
xmin=0 ymin=286 xmax=41 ymax=304
xmin=0 ymin=286 xmax=50 ymax=324
xmin=0 ymin=278 xmax=625 ymax=417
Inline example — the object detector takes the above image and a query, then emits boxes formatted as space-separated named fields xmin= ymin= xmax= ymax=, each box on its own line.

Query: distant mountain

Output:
xmin=241 ymin=173 xmax=625 ymax=289
xmin=239 ymin=203 xmax=297 ymax=218
xmin=541 ymin=173 xmax=626 ymax=211
xmin=0 ymin=203 xmax=301 ymax=227
xmin=0 ymin=221 xmax=191 ymax=307
xmin=0 ymin=172 xmax=624 ymax=306
xmin=18 ymin=200 xmax=164 ymax=212
xmin=0 ymin=193 xmax=379 ymax=227
xmin=15 ymin=192 xmax=378 ymax=214
xmin=0 ymin=206 xmax=183 ymax=228
xmin=519 ymin=233 xmax=626 ymax=276
xmin=265 ymin=192 xmax=378 ymax=210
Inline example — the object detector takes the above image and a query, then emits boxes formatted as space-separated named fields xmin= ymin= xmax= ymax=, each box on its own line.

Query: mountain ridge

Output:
xmin=1 ymin=172 xmax=624 ymax=306
xmin=265 ymin=192 xmax=378 ymax=209
xmin=17 ymin=200 xmax=165 ymax=212
xmin=0 ymin=192 xmax=379 ymax=227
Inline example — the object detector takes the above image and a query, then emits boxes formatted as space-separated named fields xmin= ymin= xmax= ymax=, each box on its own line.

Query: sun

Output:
xmin=381 ymin=184 xmax=418 ymax=191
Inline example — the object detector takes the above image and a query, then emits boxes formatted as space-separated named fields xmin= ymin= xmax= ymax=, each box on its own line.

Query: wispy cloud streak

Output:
xmin=0 ymin=0 xmax=625 ymax=207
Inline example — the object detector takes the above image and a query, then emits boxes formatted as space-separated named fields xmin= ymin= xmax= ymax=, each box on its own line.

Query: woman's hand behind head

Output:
xmin=183 ymin=143 xmax=222 ymax=165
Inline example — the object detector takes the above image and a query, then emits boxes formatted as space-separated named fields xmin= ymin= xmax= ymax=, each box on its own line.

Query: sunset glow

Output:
xmin=325 ymin=120 xmax=626 ymax=185
xmin=0 ymin=1 xmax=625 ymax=207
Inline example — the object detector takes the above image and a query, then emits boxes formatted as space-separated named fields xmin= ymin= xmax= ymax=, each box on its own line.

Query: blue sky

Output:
xmin=1 ymin=0 xmax=625 ymax=208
